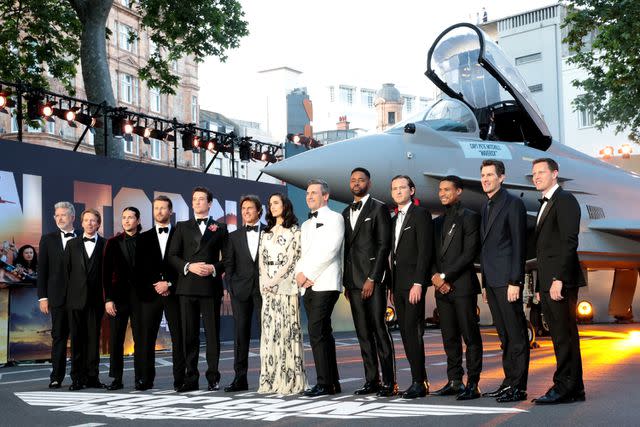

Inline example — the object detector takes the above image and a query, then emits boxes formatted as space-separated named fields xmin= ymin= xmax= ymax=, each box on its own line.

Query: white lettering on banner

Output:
xmin=15 ymin=392 xmax=527 ymax=421
xmin=458 ymin=140 xmax=513 ymax=160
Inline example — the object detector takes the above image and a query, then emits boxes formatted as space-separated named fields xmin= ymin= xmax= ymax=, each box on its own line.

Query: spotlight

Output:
xmin=239 ymin=138 xmax=252 ymax=162
xmin=0 ymin=91 xmax=15 ymax=113
xmin=133 ymin=123 xmax=153 ymax=144
xmin=260 ymin=150 xmax=277 ymax=163
xmin=75 ymin=112 xmax=99 ymax=128
xmin=111 ymin=115 xmax=125 ymax=136
xmin=207 ymin=139 xmax=216 ymax=152
xmin=123 ymin=120 xmax=134 ymax=135
xmin=576 ymin=300 xmax=593 ymax=323
xmin=292 ymin=134 xmax=301 ymax=144
xmin=54 ymin=106 xmax=80 ymax=128
xmin=41 ymin=102 xmax=55 ymax=121
xmin=619 ymin=144 xmax=633 ymax=159
xmin=181 ymin=130 xmax=195 ymax=150
xmin=599 ymin=146 xmax=614 ymax=159
xmin=27 ymin=95 xmax=43 ymax=120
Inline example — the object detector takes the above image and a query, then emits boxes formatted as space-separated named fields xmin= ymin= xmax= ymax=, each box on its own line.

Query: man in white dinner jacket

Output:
xmin=296 ymin=179 xmax=345 ymax=397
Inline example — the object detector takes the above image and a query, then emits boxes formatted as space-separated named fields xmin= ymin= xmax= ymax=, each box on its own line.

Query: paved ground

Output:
xmin=1 ymin=323 xmax=639 ymax=426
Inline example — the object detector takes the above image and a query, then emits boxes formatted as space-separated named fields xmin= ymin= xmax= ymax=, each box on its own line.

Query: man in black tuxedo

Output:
xmin=168 ymin=186 xmax=228 ymax=392
xmin=102 ymin=206 xmax=143 ymax=390
xmin=37 ymin=201 xmax=78 ymax=388
xmin=223 ymin=195 xmax=263 ymax=392
xmin=342 ymin=167 xmax=396 ymax=397
xmin=64 ymin=208 xmax=106 ymax=391
xmin=135 ymin=195 xmax=185 ymax=391
xmin=431 ymin=176 xmax=483 ymax=400
xmin=479 ymin=159 xmax=529 ymax=403
xmin=389 ymin=175 xmax=433 ymax=399
xmin=531 ymin=158 xmax=586 ymax=405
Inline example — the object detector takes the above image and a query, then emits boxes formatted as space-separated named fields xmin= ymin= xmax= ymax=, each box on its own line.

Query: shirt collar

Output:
xmin=313 ymin=205 xmax=330 ymax=217
xmin=397 ymin=203 xmax=411 ymax=215
xmin=353 ymin=193 xmax=370 ymax=206
xmin=83 ymin=233 xmax=97 ymax=239
xmin=543 ymin=183 xmax=560 ymax=199
xmin=155 ymin=223 xmax=171 ymax=230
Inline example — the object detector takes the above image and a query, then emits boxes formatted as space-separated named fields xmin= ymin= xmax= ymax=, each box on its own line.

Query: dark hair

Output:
xmin=81 ymin=208 xmax=102 ymax=225
xmin=307 ymin=179 xmax=330 ymax=195
xmin=15 ymin=244 xmax=37 ymax=270
xmin=440 ymin=175 xmax=464 ymax=190
xmin=480 ymin=159 xmax=506 ymax=176
xmin=532 ymin=157 xmax=559 ymax=172
xmin=154 ymin=195 xmax=173 ymax=210
xmin=122 ymin=206 xmax=142 ymax=232
xmin=351 ymin=167 xmax=371 ymax=179
xmin=240 ymin=194 xmax=263 ymax=216
xmin=192 ymin=186 xmax=213 ymax=203
xmin=391 ymin=174 xmax=416 ymax=200
xmin=265 ymin=193 xmax=298 ymax=232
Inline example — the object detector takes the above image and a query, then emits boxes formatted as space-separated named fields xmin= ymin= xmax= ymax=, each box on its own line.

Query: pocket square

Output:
xmin=403 ymin=226 xmax=412 ymax=231
xmin=364 ymin=217 xmax=372 ymax=222
xmin=316 ymin=223 xmax=324 ymax=228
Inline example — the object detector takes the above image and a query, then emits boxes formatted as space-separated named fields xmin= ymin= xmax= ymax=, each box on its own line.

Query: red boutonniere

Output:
xmin=208 ymin=223 xmax=218 ymax=232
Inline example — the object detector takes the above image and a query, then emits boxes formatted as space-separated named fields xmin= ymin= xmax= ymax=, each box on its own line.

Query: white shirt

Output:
xmin=83 ymin=233 xmax=97 ymax=258
xmin=196 ymin=216 xmax=209 ymax=235
xmin=60 ymin=229 xmax=76 ymax=249
xmin=394 ymin=203 xmax=411 ymax=251
xmin=155 ymin=224 xmax=171 ymax=259
xmin=349 ymin=194 xmax=370 ymax=229
xmin=245 ymin=222 xmax=260 ymax=261
xmin=537 ymin=183 xmax=560 ymax=225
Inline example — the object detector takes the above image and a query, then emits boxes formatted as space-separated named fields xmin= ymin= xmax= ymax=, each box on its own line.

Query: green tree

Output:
xmin=563 ymin=0 xmax=640 ymax=142
xmin=0 ymin=0 xmax=248 ymax=157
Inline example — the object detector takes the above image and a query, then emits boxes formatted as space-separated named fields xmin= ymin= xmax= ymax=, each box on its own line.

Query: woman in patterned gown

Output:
xmin=257 ymin=193 xmax=308 ymax=394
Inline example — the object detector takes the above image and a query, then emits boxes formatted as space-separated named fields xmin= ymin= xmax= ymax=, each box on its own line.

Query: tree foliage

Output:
xmin=563 ymin=0 xmax=640 ymax=142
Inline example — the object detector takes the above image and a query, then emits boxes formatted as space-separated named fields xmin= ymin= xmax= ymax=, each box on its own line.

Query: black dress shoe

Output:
xmin=85 ymin=378 xmax=105 ymax=389
xmin=497 ymin=387 xmax=527 ymax=403
xmin=432 ymin=380 xmax=465 ymax=396
xmin=457 ymin=382 xmax=481 ymax=401
xmin=333 ymin=382 xmax=341 ymax=394
xmin=401 ymin=381 xmax=428 ymax=399
xmin=224 ymin=381 xmax=248 ymax=392
xmin=48 ymin=380 xmax=62 ymax=389
xmin=303 ymin=384 xmax=331 ymax=397
xmin=135 ymin=380 xmax=153 ymax=391
xmin=532 ymin=388 xmax=572 ymax=405
xmin=106 ymin=379 xmax=123 ymax=390
xmin=482 ymin=384 xmax=511 ymax=398
xmin=376 ymin=383 xmax=399 ymax=397
xmin=176 ymin=383 xmax=199 ymax=393
xmin=572 ymin=389 xmax=586 ymax=402
xmin=354 ymin=381 xmax=380 ymax=395
xmin=69 ymin=381 xmax=84 ymax=391
xmin=208 ymin=382 xmax=220 ymax=391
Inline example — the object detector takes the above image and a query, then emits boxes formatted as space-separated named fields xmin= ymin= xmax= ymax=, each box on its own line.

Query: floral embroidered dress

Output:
xmin=257 ymin=224 xmax=308 ymax=394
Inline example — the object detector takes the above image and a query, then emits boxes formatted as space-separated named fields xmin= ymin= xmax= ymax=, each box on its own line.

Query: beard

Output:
xmin=350 ymin=186 xmax=368 ymax=197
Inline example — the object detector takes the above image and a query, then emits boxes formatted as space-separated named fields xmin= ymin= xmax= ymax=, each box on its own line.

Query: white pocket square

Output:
xmin=404 ymin=226 xmax=412 ymax=231
xmin=364 ymin=217 xmax=372 ymax=222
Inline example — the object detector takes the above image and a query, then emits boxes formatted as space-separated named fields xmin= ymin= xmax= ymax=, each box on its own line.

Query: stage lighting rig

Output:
xmin=0 ymin=89 xmax=16 ymax=113
xmin=238 ymin=137 xmax=252 ymax=162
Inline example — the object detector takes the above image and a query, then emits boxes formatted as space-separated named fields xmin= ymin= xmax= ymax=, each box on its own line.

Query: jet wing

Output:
xmin=588 ymin=219 xmax=640 ymax=238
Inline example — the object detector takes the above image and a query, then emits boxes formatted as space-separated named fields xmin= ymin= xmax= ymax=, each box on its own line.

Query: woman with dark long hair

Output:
xmin=257 ymin=193 xmax=308 ymax=394
xmin=15 ymin=244 xmax=38 ymax=277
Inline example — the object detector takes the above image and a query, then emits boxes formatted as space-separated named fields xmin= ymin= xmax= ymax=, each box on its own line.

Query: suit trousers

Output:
xmin=436 ymin=293 xmax=483 ymax=383
xmin=348 ymin=284 xmax=395 ymax=384
xmin=485 ymin=286 xmax=530 ymax=389
xmin=138 ymin=295 xmax=185 ymax=387
xmin=394 ymin=286 xmax=427 ymax=383
xmin=180 ymin=295 xmax=222 ymax=386
xmin=230 ymin=291 xmax=262 ymax=381
xmin=108 ymin=301 xmax=142 ymax=382
xmin=541 ymin=287 xmax=584 ymax=395
xmin=68 ymin=305 xmax=104 ymax=383
xmin=49 ymin=305 xmax=70 ymax=382
xmin=303 ymin=288 xmax=340 ymax=386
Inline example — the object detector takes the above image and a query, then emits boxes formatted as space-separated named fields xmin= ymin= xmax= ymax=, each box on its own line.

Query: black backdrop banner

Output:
xmin=0 ymin=139 xmax=283 ymax=362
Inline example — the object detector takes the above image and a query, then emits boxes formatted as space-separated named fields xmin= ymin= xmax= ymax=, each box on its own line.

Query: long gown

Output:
xmin=257 ymin=224 xmax=308 ymax=394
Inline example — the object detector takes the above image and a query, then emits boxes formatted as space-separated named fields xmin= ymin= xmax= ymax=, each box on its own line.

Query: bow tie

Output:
xmin=308 ymin=211 xmax=318 ymax=219
xmin=83 ymin=237 xmax=96 ymax=243
xmin=538 ymin=197 xmax=549 ymax=205
xmin=62 ymin=232 xmax=75 ymax=238
xmin=196 ymin=218 xmax=208 ymax=225
xmin=245 ymin=225 xmax=259 ymax=232
xmin=350 ymin=200 xmax=362 ymax=211
xmin=158 ymin=227 xmax=169 ymax=234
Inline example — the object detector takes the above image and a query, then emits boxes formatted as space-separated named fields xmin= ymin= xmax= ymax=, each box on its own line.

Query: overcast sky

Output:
xmin=199 ymin=0 xmax=557 ymax=121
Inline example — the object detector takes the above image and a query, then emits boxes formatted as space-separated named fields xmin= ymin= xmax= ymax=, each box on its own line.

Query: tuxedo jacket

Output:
xmin=223 ymin=225 xmax=264 ymax=301
xmin=391 ymin=204 xmax=433 ymax=292
xmin=432 ymin=204 xmax=481 ymax=297
xmin=64 ymin=235 xmax=106 ymax=310
xmin=102 ymin=233 xmax=138 ymax=304
xmin=342 ymin=196 xmax=392 ymax=290
xmin=480 ymin=188 xmax=527 ymax=288
xmin=296 ymin=206 xmax=345 ymax=292
xmin=135 ymin=227 xmax=178 ymax=302
xmin=535 ymin=187 xmax=586 ymax=292
xmin=168 ymin=217 xmax=228 ymax=298
xmin=37 ymin=229 xmax=80 ymax=308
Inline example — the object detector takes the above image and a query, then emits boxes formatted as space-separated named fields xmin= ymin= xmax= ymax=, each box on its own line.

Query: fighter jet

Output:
xmin=264 ymin=23 xmax=640 ymax=319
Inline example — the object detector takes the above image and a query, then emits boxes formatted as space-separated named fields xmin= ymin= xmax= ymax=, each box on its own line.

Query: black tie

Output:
xmin=308 ymin=211 xmax=318 ymax=219
xmin=62 ymin=232 xmax=75 ymax=238
xmin=83 ymin=237 xmax=96 ymax=243
xmin=196 ymin=218 xmax=208 ymax=225
xmin=538 ymin=197 xmax=549 ymax=205
xmin=246 ymin=225 xmax=258 ymax=232
xmin=350 ymin=200 xmax=362 ymax=211
xmin=158 ymin=227 xmax=169 ymax=234
xmin=483 ymin=199 xmax=493 ymax=229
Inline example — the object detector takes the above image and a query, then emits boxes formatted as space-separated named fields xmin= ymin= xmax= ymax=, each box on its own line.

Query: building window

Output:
xmin=339 ymin=86 xmax=354 ymax=106
xmin=213 ymin=157 xmax=222 ymax=175
xmin=578 ymin=107 xmax=595 ymax=128
xmin=528 ymin=84 xmax=543 ymax=93
xmin=515 ymin=52 xmax=542 ymax=65
xmin=151 ymin=139 xmax=162 ymax=160
xmin=193 ymin=150 xmax=201 ymax=167
xmin=120 ymin=73 xmax=139 ymax=104
xmin=123 ymin=137 xmax=134 ymax=154
xmin=403 ymin=96 xmax=415 ymax=114
xmin=388 ymin=111 xmax=396 ymax=125
xmin=361 ymin=89 xmax=375 ymax=108
xmin=191 ymin=95 xmax=198 ymax=122
xmin=172 ymin=60 xmax=179 ymax=72
xmin=118 ymin=23 xmax=137 ymax=53
xmin=149 ymin=37 xmax=157 ymax=55
xmin=10 ymin=109 xmax=19 ymax=132
xmin=121 ymin=0 xmax=131 ymax=7
xmin=329 ymin=86 xmax=335 ymax=102
xmin=149 ymin=86 xmax=161 ymax=113
xmin=46 ymin=120 xmax=55 ymax=134
xmin=85 ymin=130 xmax=94 ymax=146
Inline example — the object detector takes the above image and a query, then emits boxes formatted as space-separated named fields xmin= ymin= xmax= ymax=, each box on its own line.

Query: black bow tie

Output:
xmin=538 ymin=197 xmax=549 ymax=205
xmin=350 ymin=200 xmax=362 ymax=211
xmin=196 ymin=218 xmax=208 ymax=225
xmin=83 ymin=237 xmax=96 ymax=243
xmin=245 ymin=225 xmax=259 ymax=232
xmin=308 ymin=211 xmax=318 ymax=219
xmin=62 ymin=232 xmax=75 ymax=238
xmin=158 ymin=227 xmax=169 ymax=234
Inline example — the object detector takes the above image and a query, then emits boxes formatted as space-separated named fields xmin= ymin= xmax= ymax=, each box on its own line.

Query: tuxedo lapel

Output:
xmin=350 ymin=197 xmax=373 ymax=244
xmin=441 ymin=219 xmax=458 ymax=256
xmin=536 ymin=190 xmax=559 ymax=234
xmin=396 ymin=204 xmax=414 ymax=248
xmin=482 ymin=195 xmax=507 ymax=242
xmin=237 ymin=227 xmax=252 ymax=261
